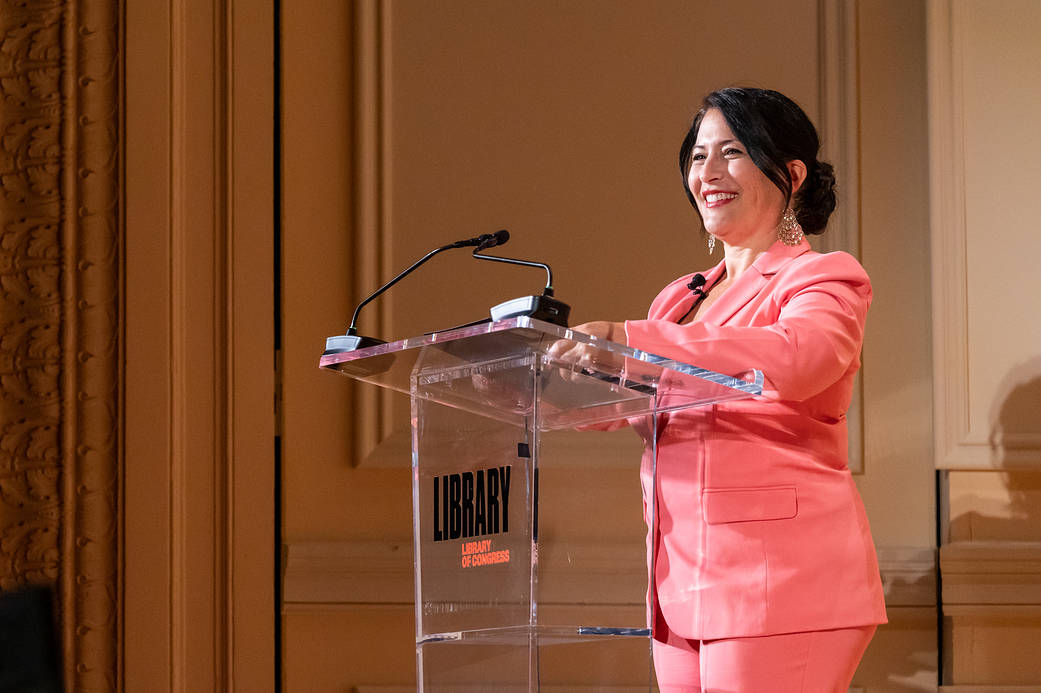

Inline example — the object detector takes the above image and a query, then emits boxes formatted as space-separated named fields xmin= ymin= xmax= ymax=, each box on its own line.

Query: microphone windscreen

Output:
xmin=687 ymin=273 xmax=706 ymax=293
xmin=477 ymin=229 xmax=510 ymax=251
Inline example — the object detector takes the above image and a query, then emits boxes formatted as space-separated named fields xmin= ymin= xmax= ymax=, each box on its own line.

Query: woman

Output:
xmin=554 ymin=88 xmax=887 ymax=691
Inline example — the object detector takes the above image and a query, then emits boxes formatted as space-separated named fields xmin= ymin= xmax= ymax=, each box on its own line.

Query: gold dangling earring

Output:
xmin=778 ymin=208 xmax=804 ymax=246
xmin=707 ymin=234 xmax=716 ymax=254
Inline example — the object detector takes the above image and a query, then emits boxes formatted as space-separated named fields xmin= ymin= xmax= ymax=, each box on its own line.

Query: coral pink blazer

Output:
xmin=624 ymin=239 xmax=887 ymax=640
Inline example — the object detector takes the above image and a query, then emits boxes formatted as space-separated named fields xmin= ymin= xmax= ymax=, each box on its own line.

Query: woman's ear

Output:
xmin=788 ymin=159 xmax=808 ymax=196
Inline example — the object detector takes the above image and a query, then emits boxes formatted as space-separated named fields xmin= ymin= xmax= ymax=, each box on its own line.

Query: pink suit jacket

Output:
xmin=623 ymin=239 xmax=887 ymax=641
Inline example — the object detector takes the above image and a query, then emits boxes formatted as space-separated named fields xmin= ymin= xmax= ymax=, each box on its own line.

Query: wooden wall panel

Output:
xmin=929 ymin=0 xmax=1041 ymax=471
xmin=381 ymin=0 xmax=819 ymax=339
xmin=285 ymin=0 xmax=821 ymax=529
xmin=855 ymin=0 xmax=936 ymax=552
xmin=124 ymin=0 xmax=274 ymax=690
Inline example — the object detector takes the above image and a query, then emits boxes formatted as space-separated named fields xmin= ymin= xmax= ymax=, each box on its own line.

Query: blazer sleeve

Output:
xmin=623 ymin=253 xmax=871 ymax=402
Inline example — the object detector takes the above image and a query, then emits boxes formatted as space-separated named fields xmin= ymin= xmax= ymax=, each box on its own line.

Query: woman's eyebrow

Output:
xmin=693 ymin=139 xmax=740 ymax=149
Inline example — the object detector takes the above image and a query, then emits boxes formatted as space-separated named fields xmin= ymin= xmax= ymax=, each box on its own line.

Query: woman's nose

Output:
xmin=699 ymin=153 xmax=724 ymax=181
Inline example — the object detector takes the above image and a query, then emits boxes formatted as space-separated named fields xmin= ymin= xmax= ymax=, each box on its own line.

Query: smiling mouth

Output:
xmin=704 ymin=192 xmax=738 ymax=203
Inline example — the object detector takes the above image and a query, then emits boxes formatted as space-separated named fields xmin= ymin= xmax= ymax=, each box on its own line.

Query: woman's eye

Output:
xmin=724 ymin=148 xmax=743 ymax=157
xmin=691 ymin=153 xmax=706 ymax=163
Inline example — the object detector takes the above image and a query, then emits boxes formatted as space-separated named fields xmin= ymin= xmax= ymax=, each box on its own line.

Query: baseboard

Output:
xmin=941 ymin=541 xmax=1041 ymax=605
xmin=283 ymin=541 xmax=937 ymax=608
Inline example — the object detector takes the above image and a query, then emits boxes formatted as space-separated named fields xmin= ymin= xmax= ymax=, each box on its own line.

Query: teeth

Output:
xmin=705 ymin=193 xmax=737 ymax=202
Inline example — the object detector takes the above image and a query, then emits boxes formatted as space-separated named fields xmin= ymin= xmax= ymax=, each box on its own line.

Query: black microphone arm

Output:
xmin=472 ymin=242 xmax=570 ymax=327
xmin=472 ymin=250 xmax=553 ymax=295
xmin=324 ymin=230 xmax=511 ymax=355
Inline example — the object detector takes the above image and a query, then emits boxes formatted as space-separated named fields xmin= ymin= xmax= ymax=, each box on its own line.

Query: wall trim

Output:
xmin=355 ymin=688 xmax=658 ymax=693
xmin=124 ymin=0 xmax=274 ymax=689
xmin=818 ymin=0 xmax=864 ymax=474
xmin=351 ymin=0 xmax=396 ymax=466
xmin=817 ymin=0 xmax=861 ymax=259
xmin=940 ymin=541 xmax=1041 ymax=605
xmin=928 ymin=0 xmax=972 ymax=470
xmin=941 ymin=682 xmax=1041 ymax=686
xmin=878 ymin=545 xmax=938 ymax=607
xmin=283 ymin=540 xmax=933 ymax=610
xmin=927 ymin=0 xmax=1040 ymax=470
xmin=353 ymin=687 xmax=657 ymax=693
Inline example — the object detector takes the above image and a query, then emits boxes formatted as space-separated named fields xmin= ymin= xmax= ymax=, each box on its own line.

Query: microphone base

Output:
xmin=489 ymin=295 xmax=570 ymax=327
xmin=323 ymin=333 xmax=387 ymax=355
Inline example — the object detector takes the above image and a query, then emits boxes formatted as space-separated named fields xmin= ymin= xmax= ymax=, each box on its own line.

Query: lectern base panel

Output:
xmin=417 ymin=625 xmax=655 ymax=692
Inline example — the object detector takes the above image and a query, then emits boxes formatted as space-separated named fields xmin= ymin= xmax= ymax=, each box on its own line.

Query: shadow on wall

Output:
xmin=948 ymin=358 xmax=1041 ymax=542
xmin=856 ymin=568 xmax=939 ymax=692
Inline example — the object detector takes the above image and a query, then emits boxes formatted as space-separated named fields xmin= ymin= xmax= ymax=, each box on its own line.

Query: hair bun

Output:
xmin=795 ymin=160 xmax=836 ymax=234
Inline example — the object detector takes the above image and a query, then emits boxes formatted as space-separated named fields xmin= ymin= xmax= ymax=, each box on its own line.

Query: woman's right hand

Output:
xmin=546 ymin=321 xmax=627 ymax=383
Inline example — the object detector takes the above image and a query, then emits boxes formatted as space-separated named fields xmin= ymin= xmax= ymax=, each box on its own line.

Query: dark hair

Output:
xmin=678 ymin=87 xmax=836 ymax=235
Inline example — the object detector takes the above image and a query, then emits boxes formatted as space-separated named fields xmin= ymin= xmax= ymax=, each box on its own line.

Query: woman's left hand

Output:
xmin=546 ymin=320 xmax=627 ymax=374
xmin=571 ymin=320 xmax=626 ymax=343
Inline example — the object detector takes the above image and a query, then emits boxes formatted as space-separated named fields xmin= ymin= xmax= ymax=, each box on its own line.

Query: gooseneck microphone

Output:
xmin=324 ymin=228 xmax=572 ymax=355
xmin=324 ymin=230 xmax=512 ymax=355
xmin=473 ymin=237 xmax=570 ymax=326
xmin=475 ymin=228 xmax=510 ymax=251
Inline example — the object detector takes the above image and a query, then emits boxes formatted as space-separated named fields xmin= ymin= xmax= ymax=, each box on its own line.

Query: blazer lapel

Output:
xmin=702 ymin=239 xmax=812 ymax=325
xmin=663 ymin=260 xmax=727 ymax=322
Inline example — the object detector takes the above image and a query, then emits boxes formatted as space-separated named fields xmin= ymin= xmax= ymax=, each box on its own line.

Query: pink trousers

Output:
xmin=652 ymin=624 xmax=877 ymax=693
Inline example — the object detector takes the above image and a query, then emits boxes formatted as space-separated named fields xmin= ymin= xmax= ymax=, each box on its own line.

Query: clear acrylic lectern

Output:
xmin=320 ymin=317 xmax=762 ymax=691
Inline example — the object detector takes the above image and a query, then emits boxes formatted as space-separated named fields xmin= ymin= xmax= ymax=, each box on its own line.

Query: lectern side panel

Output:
xmin=412 ymin=391 xmax=535 ymax=639
xmin=532 ymin=422 xmax=654 ymax=631
xmin=417 ymin=638 xmax=533 ymax=692
xmin=418 ymin=632 xmax=655 ymax=691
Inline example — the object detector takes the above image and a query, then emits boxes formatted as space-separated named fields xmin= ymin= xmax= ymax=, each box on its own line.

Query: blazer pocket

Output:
xmin=702 ymin=485 xmax=798 ymax=524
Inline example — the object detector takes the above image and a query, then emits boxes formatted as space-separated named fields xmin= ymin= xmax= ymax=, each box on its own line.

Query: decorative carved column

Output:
xmin=0 ymin=0 xmax=121 ymax=690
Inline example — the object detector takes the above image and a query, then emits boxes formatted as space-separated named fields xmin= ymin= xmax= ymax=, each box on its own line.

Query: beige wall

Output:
xmin=380 ymin=0 xmax=819 ymax=333
xmin=857 ymin=0 xmax=934 ymax=551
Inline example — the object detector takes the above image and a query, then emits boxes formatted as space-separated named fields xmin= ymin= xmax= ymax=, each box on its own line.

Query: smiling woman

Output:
xmin=560 ymin=87 xmax=886 ymax=692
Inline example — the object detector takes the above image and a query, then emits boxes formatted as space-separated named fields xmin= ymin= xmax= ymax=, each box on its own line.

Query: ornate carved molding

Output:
xmin=0 ymin=0 xmax=120 ymax=689
xmin=64 ymin=0 xmax=121 ymax=689
xmin=0 ymin=0 xmax=65 ymax=596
